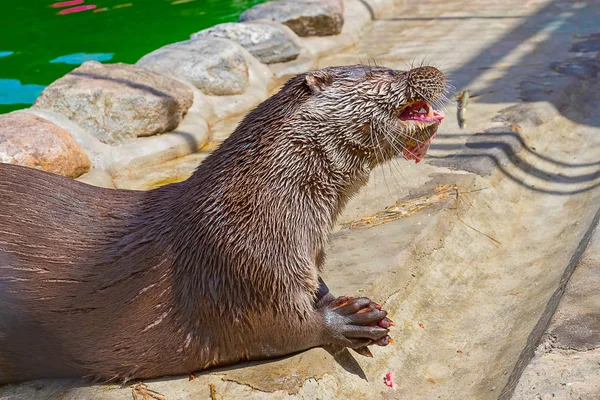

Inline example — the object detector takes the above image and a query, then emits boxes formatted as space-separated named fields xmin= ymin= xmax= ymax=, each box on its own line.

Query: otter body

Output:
xmin=0 ymin=65 xmax=446 ymax=384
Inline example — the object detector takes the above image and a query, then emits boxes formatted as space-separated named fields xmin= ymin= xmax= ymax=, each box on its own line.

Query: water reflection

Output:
xmin=0 ymin=79 xmax=45 ymax=105
xmin=52 ymin=0 xmax=84 ymax=8
xmin=58 ymin=5 xmax=97 ymax=15
xmin=50 ymin=52 xmax=114 ymax=64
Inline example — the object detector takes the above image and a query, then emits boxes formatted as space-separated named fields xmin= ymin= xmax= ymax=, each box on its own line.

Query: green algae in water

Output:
xmin=0 ymin=0 xmax=265 ymax=114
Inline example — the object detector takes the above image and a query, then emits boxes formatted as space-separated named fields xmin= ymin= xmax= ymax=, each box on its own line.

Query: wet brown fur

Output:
xmin=0 ymin=65 xmax=446 ymax=384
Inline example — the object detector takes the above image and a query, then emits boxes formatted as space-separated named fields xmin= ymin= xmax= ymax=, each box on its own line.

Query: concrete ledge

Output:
xmin=359 ymin=0 xmax=396 ymax=19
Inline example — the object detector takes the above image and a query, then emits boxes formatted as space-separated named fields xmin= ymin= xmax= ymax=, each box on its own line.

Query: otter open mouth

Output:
xmin=397 ymin=101 xmax=444 ymax=163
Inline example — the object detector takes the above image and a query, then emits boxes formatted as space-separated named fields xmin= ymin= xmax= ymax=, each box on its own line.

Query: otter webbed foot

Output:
xmin=319 ymin=295 xmax=393 ymax=353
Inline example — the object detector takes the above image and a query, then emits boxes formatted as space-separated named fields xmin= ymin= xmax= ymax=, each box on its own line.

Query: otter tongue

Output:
xmin=402 ymin=131 xmax=438 ymax=163
xmin=401 ymin=109 xmax=444 ymax=163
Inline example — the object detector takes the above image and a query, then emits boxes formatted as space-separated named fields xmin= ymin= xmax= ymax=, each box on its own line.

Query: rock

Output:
xmin=0 ymin=113 xmax=90 ymax=178
xmin=33 ymin=61 xmax=193 ymax=145
xmin=239 ymin=0 xmax=344 ymax=37
xmin=137 ymin=38 xmax=249 ymax=96
xmin=191 ymin=22 xmax=301 ymax=64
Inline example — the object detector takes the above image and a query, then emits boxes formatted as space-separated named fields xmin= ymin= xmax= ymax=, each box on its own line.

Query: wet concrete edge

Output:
xmin=499 ymin=205 xmax=600 ymax=400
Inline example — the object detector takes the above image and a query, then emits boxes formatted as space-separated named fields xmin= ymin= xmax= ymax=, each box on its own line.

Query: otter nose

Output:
xmin=406 ymin=66 xmax=447 ymax=102
xmin=408 ymin=66 xmax=446 ymax=84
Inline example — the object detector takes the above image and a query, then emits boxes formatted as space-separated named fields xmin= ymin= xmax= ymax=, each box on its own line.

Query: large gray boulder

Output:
xmin=137 ymin=38 xmax=249 ymax=96
xmin=33 ymin=61 xmax=193 ymax=145
xmin=0 ymin=113 xmax=90 ymax=178
xmin=239 ymin=0 xmax=344 ymax=37
xmin=190 ymin=22 xmax=301 ymax=64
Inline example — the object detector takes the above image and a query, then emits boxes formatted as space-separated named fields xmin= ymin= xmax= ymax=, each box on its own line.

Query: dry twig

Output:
xmin=131 ymin=382 xmax=166 ymax=400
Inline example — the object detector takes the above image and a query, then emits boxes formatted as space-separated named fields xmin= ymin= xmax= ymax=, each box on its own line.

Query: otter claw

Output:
xmin=378 ymin=317 xmax=394 ymax=328
xmin=353 ymin=346 xmax=373 ymax=357
xmin=322 ymin=295 xmax=392 ymax=351
xmin=374 ymin=335 xmax=392 ymax=346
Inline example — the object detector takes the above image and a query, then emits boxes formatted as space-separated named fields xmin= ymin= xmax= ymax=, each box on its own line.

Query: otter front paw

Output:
xmin=320 ymin=296 xmax=393 ymax=352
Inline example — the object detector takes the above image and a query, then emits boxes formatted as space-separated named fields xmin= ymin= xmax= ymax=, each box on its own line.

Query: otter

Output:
xmin=0 ymin=64 xmax=446 ymax=384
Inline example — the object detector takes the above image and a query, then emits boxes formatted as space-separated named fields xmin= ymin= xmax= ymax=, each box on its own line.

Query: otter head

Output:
xmin=302 ymin=64 xmax=447 ymax=166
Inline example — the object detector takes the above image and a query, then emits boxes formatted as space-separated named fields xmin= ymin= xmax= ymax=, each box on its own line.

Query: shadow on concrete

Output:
xmin=382 ymin=0 xmax=600 ymax=195
xmin=422 ymin=127 xmax=600 ymax=196
xmin=383 ymin=15 xmax=531 ymax=21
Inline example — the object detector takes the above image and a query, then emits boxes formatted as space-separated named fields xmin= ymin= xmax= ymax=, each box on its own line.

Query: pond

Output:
xmin=0 ymin=0 xmax=265 ymax=114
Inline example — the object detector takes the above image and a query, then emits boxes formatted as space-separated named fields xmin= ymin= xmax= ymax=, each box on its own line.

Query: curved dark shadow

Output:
xmin=413 ymin=127 xmax=600 ymax=196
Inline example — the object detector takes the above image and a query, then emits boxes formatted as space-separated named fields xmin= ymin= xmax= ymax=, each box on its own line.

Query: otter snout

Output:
xmin=405 ymin=66 xmax=447 ymax=104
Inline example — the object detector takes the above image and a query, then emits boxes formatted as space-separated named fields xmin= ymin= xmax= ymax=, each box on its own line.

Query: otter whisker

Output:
xmin=393 ymin=130 xmax=427 ymax=145
xmin=419 ymin=53 xmax=433 ymax=68
xmin=398 ymin=57 xmax=412 ymax=71
xmin=358 ymin=55 xmax=375 ymax=79
xmin=384 ymin=132 xmax=413 ymax=154
xmin=382 ymin=132 xmax=407 ymax=156
xmin=370 ymin=124 xmax=396 ymax=199
xmin=383 ymin=156 xmax=407 ymax=189
xmin=389 ymin=158 xmax=408 ymax=183
xmin=386 ymin=120 xmax=429 ymax=145
xmin=383 ymin=131 xmax=421 ymax=161
xmin=376 ymin=125 xmax=410 ymax=183
xmin=413 ymin=87 xmax=452 ymax=116
xmin=368 ymin=122 xmax=383 ymax=196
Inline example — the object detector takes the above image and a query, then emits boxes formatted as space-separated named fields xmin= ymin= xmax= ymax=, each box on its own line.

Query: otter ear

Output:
xmin=305 ymin=71 xmax=333 ymax=93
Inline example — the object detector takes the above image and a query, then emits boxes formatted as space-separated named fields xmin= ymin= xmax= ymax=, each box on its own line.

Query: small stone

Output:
xmin=239 ymin=0 xmax=344 ymax=37
xmin=570 ymin=38 xmax=600 ymax=53
xmin=191 ymin=22 xmax=300 ymax=64
xmin=33 ymin=61 xmax=193 ymax=145
xmin=137 ymin=38 xmax=249 ymax=96
xmin=550 ymin=58 xmax=600 ymax=80
xmin=0 ymin=113 xmax=90 ymax=178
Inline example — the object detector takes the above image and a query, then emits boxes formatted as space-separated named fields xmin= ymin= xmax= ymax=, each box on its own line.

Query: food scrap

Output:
xmin=384 ymin=371 xmax=399 ymax=390
xmin=130 ymin=382 xmax=166 ymax=400
xmin=457 ymin=90 xmax=470 ymax=129
xmin=418 ymin=323 xmax=425 ymax=329
xmin=209 ymin=383 xmax=219 ymax=400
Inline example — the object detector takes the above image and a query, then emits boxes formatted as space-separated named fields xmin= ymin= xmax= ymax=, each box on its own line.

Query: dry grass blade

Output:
xmin=342 ymin=184 xmax=458 ymax=230
xmin=454 ymin=188 xmax=502 ymax=247
xmin=209 ymin=383 xmax=222 ymax=400
xmin=342 ymin=184 xmax=501 ymax=247
xmin=130 ymin=382 xmax=167 ymax=400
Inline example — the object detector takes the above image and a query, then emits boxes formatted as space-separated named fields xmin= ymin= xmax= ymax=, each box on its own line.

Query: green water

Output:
xmin=0 ymin=0 xmax=265 ymax=114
